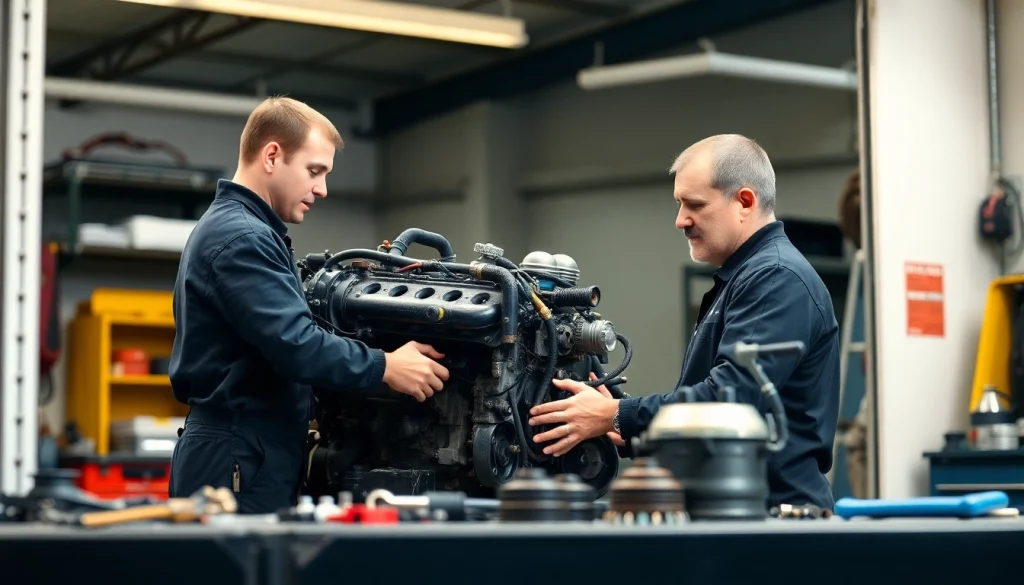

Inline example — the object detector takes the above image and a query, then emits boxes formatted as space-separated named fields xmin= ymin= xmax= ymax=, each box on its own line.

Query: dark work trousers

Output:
xmin=168 ymin=407 xmax=309 ymax=514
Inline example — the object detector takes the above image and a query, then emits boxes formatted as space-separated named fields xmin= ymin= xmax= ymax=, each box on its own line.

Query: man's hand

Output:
xmin=586 ymin=373 xmax=626 ymax=447
xmin=528 ymin=374 xmax=621 ymax=457
xmin=382 ymin=341 xmax=450 ymax=402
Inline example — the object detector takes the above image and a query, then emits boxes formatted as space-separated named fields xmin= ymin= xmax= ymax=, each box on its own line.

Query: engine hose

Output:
xmin=513 ymin=271 xmax=534 ymax=298
xmin=589 ymin=355 xmax=625 ymax=399
xmin=532 ymin=318 xmax=559 ymax=406
xmin=322 ymin=248 xmax=422 ymax=271
xmin=489 ymin=256 xmax=534 ymax=298
xmin=540 ymin=286 xmax=600 ymax=308
xmin=387 ymin=228 xmax=457 ymax=262
xmin=470 ymin=264 xmax=519 ymax=345
xmin=587 ymin=333 xmax=631 ymax=390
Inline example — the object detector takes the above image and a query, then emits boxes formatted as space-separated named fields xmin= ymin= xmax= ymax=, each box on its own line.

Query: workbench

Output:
xmin=0 ymin=518 xmax=1020 ymax=584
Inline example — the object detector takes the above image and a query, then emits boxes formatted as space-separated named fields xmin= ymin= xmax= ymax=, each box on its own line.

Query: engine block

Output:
xmin=298 ymin=229 xmax=632 ymax=501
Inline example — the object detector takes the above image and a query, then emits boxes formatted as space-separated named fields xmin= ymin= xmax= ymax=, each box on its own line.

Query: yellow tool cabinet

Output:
xmin=970 ymin=274 xmax=1024 ymax=412
xmin=65 ymin=288 xmax=186 ymax=455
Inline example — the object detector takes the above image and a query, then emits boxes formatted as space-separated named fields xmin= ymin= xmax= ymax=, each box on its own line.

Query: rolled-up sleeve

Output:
xmin=209 ymin=230 xmax=387 ymax=392
xmin=617 ymin=264 xmax=821 ymax=439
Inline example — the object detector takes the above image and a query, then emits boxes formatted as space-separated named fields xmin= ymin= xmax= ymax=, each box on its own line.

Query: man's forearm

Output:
xmin=275 ymin=315 xmax=388 ymax=391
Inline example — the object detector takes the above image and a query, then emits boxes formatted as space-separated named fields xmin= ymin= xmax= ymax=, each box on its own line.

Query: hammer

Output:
xmin=77 ymin=486 xmax=237 ymax=527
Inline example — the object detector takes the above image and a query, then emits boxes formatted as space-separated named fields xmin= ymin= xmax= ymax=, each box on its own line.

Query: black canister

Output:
xmin=498 ymin=468 xmax=568 ymax=522
xmin=651 ymin=436 xmax=770 ymax=520
xmin=641 ymin=385 xmax=782 ymax=521
xmin=554 ymin=473 xmax=597 ymax=522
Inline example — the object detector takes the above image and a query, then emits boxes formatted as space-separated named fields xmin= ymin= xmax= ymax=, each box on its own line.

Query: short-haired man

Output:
xmin=527 ymin=134 xmax=841 ymax=511
xmin=168 ymin=97 xmax=450 ymax=514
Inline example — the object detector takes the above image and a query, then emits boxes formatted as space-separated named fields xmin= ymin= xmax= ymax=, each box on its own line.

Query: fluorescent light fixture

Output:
xmin=117 ymin=0 xmax=529 ymax=48
xmin=45 ymin=77 xmax=265 ymax=117
xmin=577 ymin=51 xmax=858 ymax=91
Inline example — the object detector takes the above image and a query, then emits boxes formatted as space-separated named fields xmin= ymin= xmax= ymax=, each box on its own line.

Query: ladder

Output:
xmin=829 ymin=249 xmax=867 ymax=485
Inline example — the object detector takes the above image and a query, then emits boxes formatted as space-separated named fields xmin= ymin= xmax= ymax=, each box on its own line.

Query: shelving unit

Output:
xmin=43 ymin=157 xmax=223 ymax=267
xmin=65 ymin=288 xmax=185 ymax=456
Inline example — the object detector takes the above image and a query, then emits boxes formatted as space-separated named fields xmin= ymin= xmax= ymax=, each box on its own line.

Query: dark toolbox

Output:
xmin=59 ymin=454 xmax=171 ymax=500
xmin=924 ymin=447 xmax=1024 ymax=509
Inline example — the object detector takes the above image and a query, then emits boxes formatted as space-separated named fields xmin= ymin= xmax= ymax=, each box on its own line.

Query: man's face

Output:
xmin=673 ymin=153 xmax=748 ymax=266
xmin=266 ymin=127 xmax=334 ymax=224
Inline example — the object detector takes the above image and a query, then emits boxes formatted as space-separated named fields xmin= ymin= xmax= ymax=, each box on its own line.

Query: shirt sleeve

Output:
xmin=209 ymin=229 xmax=387 ymax=392
xmin=616 ymin=264 xmax=822 ymax=439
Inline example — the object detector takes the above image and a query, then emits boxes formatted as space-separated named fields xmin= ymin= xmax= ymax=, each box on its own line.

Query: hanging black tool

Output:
xmin=979 ymin=177 xmax=1024 ymax=275
xmin=979 ymin=178 xmax=1017 ymax=243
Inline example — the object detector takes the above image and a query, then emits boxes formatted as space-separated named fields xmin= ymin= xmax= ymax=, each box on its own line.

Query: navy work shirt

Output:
xmin=169 ymin=180 xmax=387 ymax=427
xmin=617 ymin=221 xmax=840 ymax=510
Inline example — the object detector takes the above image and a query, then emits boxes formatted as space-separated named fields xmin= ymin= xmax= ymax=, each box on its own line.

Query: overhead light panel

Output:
xmin=116 ymin=0 xmax=529 ymax=48
xmin=577 ymin=51 xmax=857 ymax=91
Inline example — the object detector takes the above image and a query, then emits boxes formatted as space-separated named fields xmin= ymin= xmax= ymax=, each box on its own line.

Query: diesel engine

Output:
xmin=297 ymin=229 xmax=632 ymax=501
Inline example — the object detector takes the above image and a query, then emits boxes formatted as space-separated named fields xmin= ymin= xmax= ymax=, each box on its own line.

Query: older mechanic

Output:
xmin=168 ymin=97 xmax=450 ymax=514
xmin=528 ymin=134 xmax=841 ymax=511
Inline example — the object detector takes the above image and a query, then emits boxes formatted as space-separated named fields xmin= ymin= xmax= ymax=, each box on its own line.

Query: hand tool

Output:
xmin=76 ymin=486 xmax=237 ymax=527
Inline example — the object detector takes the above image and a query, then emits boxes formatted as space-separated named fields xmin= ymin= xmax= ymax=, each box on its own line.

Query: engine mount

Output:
xmin=298 ymin=228 xmax=632 ymax=502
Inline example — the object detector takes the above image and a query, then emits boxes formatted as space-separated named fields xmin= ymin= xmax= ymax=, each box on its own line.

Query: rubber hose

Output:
xmin=323 ymin=248 xmax=421 ymax=271
xmin=587 ymin=334 xmax=631 ymax=390
xmin=590 ymin=355 xmax=625 ymax=399
xmin=542 ymin=286 xmax=600 ymax=308
xmin=389 ymin=228 xmax=457 ymax=261
xmin=532 ymin=318 xmax=559 ymax=406
xmin=449 ymin=263 xmax=518 ymax=344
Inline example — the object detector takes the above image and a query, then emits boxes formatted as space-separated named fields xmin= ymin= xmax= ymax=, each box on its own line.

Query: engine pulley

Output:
xmin=472 ymin=422 xmax=519 ymax=487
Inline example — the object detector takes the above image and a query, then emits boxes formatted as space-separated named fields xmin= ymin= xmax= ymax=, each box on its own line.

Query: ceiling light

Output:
xmin=116 ymin=0 xmax=529 ymax=48
xmin=577 ymin=51 xmax=857 ymax=91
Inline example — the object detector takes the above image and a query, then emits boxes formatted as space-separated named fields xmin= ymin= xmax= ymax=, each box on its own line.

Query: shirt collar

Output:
xmin=715 ymin=220 xmax=786 ymax=281
xmin=215 ymin=179 xmax=289 ymax=241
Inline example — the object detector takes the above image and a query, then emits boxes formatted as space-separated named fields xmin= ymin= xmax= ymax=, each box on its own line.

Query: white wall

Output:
xmin=867 ymin=0 xmax=996 ymax=498
xmin=999 ymin=0 xmax=1024 ymax=274
xmin=41 ymin=100 xmax=379 ymax=430
xmin=379 ymin=0 xmax=860 ymax=398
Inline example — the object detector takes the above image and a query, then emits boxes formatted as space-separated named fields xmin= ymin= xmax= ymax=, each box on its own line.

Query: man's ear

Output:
xmin=736 ymin=187 xmax=757 ymax=217
xmin=262 ymin=142 xmax=282 ymax=174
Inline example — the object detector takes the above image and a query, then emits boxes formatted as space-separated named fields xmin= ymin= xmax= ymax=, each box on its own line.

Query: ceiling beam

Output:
xmin=48 ymin=9 xmax=261 ymax=80
xmin=46 ymin=28 xmax=423 ymax=87
xmin=514 ymin=0 xmax=631 ymax=19
xmin=365 ymin=0 xmax=840 ymax=137
xmin=221 ymin=0 xmax=509 ymax=93
xmin=197 ymin=50 xmax=426 ymax=88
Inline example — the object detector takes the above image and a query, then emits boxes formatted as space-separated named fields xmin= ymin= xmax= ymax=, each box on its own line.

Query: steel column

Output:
xmin=1 ymin=0 xmax=45 ymax=496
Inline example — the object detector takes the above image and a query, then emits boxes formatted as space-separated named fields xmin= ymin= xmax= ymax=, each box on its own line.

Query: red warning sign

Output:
xmin=905 ymin=261 xmax=944 ymax=337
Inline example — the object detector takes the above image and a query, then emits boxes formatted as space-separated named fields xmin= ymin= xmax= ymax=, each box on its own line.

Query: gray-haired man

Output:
xmin=527 ymin=134 xmax=841 ymax=511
